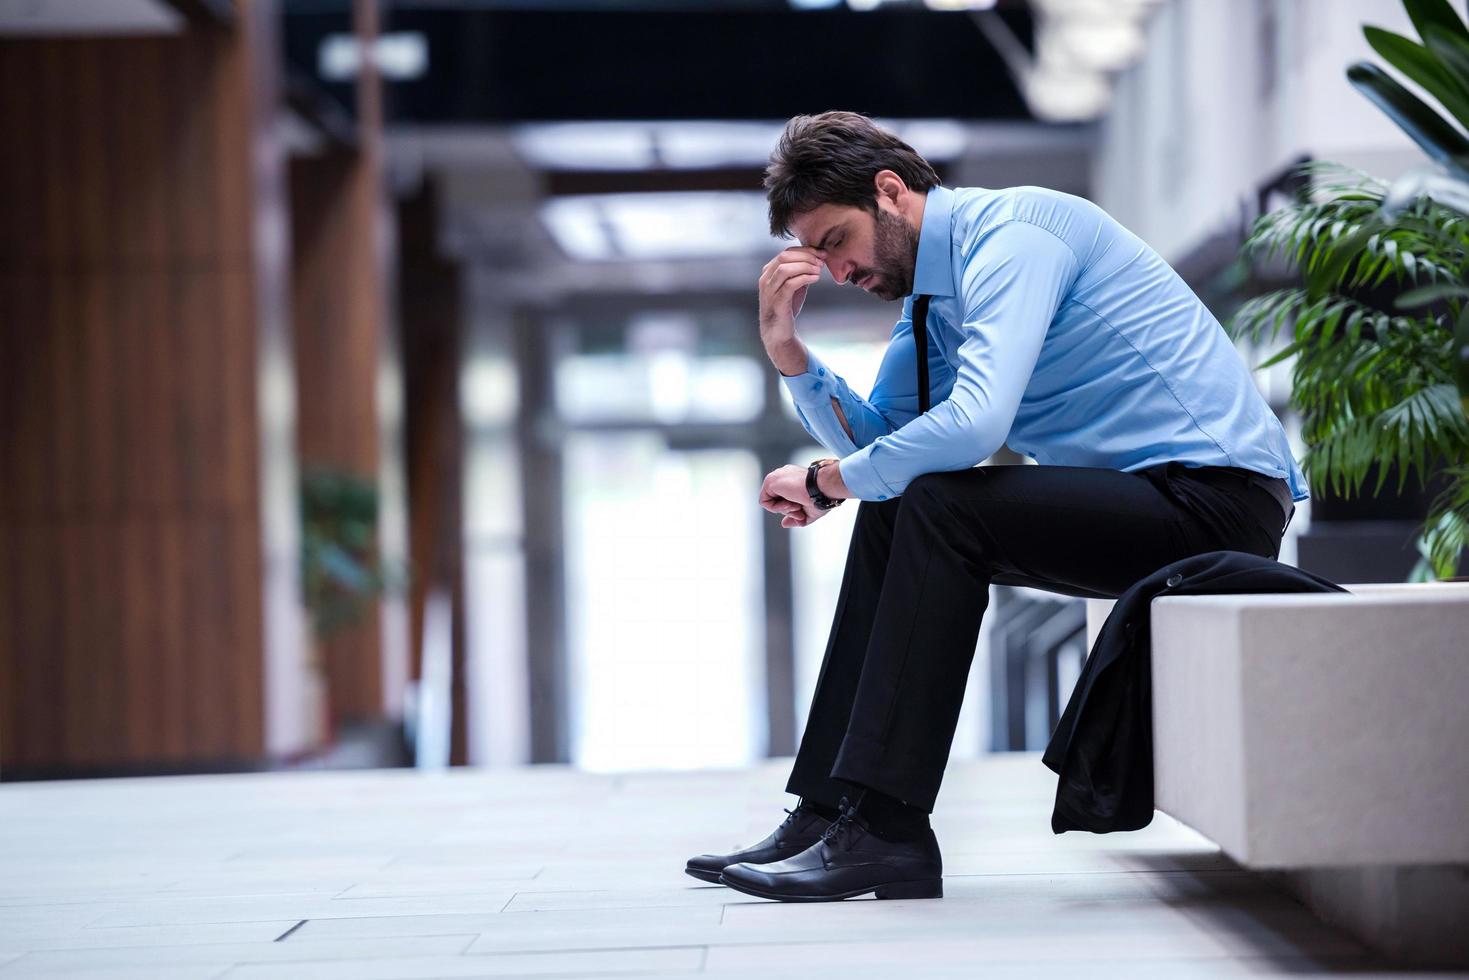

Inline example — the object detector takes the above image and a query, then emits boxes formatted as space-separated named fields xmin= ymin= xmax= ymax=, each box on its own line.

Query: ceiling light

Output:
xmin=318 ymin=32 xmax=428 ymax=82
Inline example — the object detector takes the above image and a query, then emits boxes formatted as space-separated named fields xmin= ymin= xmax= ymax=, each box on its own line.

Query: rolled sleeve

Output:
xmin=781 ymin=346 xmax=906 ymax=458
xmin=779 ymin=348 xmax=859 ymax=455
xmin=780 ymin=347 xmax=839 ymax=414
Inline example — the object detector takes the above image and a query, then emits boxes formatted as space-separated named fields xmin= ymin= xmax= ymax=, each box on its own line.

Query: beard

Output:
xmin=852 ymin=207 xmax=919 ymax=301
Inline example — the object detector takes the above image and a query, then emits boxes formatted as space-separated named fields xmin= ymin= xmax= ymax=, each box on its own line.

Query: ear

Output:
xmin=869 ymin=169 xmax=904 ymax=213
xmin=873 ymin=169 xmax=909 ymax=209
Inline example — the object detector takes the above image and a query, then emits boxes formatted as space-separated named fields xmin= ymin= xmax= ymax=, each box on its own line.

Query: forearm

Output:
xmin=837 ymin=393 xmax=1010 ymax=501
xmin=773 ymin=335 xmax=857 ymax=450
xmin=767 ymin=336 xmax=809 ymax=377
xmin=782 ymin=348 xmax=897 ymax=457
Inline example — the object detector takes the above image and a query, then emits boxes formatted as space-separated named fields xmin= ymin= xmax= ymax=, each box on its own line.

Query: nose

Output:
xmin=829 ymin=258 xmax=853 ymax=285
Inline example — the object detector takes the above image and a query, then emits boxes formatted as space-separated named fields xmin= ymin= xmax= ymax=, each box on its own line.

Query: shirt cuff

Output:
xmin=838 ymin=443 xmax=900 ymax=501
xmin=779 ymin=348 xmax=839 ymax=411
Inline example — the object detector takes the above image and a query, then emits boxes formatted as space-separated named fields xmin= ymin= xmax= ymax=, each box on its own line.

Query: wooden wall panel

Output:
xmin=0 ymin=6 xmax=284 ymax=776
xmin=290 ymin=154 xmax=387 ymax=726
xmin=286 ymin=0 xmax=397 ymax=730
xmin=0 ymin=518 xmax=14 ymax=763
xmin=59 ymin=522 xmax=87 ymax=763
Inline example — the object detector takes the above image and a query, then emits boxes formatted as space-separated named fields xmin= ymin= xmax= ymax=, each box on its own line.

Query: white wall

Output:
xmin=1094 ymin=0 xmax=1424 ymax=262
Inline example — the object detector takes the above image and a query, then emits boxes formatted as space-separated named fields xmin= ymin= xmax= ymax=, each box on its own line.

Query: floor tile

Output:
xmin=22 ymin=922 xmax=303 ymax=951
xmin=0 ymin=755 xmax=1400 ymax=977
xmin=219 ymin=947 xmax=703 ymax=979
xmin=0 ymin=965 xmax=228 ymax=980
xmin=501 ymin=885 xmax=736 ymax=912
xmin=0 ymin=936 xmax=475 ymax=974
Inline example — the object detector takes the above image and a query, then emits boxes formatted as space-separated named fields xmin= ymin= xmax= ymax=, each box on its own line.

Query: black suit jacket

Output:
xmin=1041 ymin=550 xmax=1346 ymax=834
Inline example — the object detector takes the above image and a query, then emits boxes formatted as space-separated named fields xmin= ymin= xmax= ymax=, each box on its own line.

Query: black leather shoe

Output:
xmin=719 ymin=796 xmax=942 ymax=902
xmin=685 ymin=801 xmax=830 ymax=884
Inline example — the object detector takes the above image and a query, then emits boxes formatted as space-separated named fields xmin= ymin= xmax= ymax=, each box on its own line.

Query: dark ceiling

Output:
xmin=284 ymin=3 xmax=1036 ymax=123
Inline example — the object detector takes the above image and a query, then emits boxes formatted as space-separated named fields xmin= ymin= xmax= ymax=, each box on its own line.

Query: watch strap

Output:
xmin=806 ymin=459 xmax=843 ymax=510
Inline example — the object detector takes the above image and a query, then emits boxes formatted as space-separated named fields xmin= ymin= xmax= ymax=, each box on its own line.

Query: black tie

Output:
xmin=912 ymin=294 xmax=932 ymax=414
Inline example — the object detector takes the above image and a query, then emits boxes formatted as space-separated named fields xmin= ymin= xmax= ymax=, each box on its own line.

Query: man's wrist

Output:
xmin=767 ymin=336 xmax=809 ymax=377
xmin=816 ymin=458 xmax=849 ymax=500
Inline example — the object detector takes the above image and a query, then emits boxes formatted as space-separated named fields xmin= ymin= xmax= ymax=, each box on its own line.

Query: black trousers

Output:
xmin=785 ymin=462 xmax=1289 ymax=814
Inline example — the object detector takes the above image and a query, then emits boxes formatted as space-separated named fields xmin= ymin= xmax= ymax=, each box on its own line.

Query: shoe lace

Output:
xmin=779 ymin=800 xmax=806 ymax=831
xmin=818 ymin=795 xmax=862 ymax=850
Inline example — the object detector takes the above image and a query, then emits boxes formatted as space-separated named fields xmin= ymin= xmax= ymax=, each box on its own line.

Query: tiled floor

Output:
xmin=0 ymin=754 xmax=1457 ymax=979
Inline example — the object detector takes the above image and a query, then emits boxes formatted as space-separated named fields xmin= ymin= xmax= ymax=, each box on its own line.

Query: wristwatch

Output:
xmin=806 ymin=459 xmax=845 ymax=510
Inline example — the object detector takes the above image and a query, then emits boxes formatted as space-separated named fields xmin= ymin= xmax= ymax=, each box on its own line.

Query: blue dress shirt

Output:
xmin=783 ymin=184 xmax=1309 ymax=504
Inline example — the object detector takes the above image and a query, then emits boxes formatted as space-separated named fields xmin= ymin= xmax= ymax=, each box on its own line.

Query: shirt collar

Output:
xmin=910 ymin=184 xmax=956 ymax=299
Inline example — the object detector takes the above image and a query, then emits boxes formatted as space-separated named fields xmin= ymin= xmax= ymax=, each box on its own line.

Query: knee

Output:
xmin=900 ymin=472 xmax=953 ymax=515
xmin=892 ymin=475 xmax=958 ymax=535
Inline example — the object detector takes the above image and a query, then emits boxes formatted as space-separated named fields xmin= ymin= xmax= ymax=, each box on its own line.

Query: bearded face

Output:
xmin=790 ymin=201 xmax=921 ymax=302
xmin=858 ymin=207 xmax=920 ymax=301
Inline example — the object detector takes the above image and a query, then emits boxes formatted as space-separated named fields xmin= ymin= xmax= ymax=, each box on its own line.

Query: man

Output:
xmin=685 ymin=111 xmax=1305 ymax=903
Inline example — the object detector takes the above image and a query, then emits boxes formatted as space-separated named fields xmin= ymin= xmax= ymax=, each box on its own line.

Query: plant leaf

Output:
xmin=1456 ymin=302 xmax=1469 ymax=415
xmin=1257 ymin=338 xmax=1306 ymax=370
xmin=1365 ymin=25 xmax=1469 ymax=132
xmin=1424 ymin=23 xmax=1469 ymax=121
xmin=1405 ymin=0 xmax=1469 ymax=47
xmin=1398 ymin=281 xmax=1469 ymax=307
xmin=1307 ymin=226 xmax=1375 ymax=297
xmin=1348 ymin=62 xmax=1469 ymax=177
xmin=1420 ymin=463 xmax=1469 ymax=577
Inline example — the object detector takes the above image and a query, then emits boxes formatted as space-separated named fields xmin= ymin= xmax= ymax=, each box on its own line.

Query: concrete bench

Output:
xmin=1083 ymin=581 xmax=1469 ymax=966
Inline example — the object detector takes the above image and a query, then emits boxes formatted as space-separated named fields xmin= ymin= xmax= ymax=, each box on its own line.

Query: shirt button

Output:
xmin=817 ymin=368 xmax=826 ymax=376
xmin=1166 ymin=574 xmax=1183 ymax=587
xmin=878 ymin=494 xmax=888 ymax=500
xmin=814 ymin=382 xmax=823 ymax=390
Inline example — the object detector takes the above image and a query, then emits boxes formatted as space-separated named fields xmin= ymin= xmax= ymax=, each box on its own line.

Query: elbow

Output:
xmin=971 ymin=408 xmax=1012 ymax=458
xmin=966 ymin=425 xmax=1007 ymax=467
xmin=938 ymin=397 xmax=1008 ymax=468
xmin=974 ymin=429 xmax=1007 ymax=464
xmin=929 ymin=420 xmax=1004 ymax=474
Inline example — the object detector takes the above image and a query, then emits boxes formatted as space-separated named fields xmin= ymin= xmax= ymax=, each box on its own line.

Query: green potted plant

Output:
xmin=299 ymin=465 xmax=402 ymax=742
xmin=1228 ymin=0 xmax=1469 ymax=580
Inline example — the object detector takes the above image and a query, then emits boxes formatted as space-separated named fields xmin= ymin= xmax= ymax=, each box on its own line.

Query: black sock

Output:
xmin=803 ymin=799 xmax=841 ymax=822
xmin=850 ymin=785 xmax=931 ymax=842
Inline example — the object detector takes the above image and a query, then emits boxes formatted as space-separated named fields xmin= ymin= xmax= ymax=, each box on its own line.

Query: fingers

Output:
xmin=775 ymin=273 xmax=820 ymax=306
xmin=762 ymin=260 xmax=823 ymax=296
xmin=758 ymin=474 xmax=780 ymax=508
xmin=772 ymin=254 xmax=824 ymax=273
xmin=761 ymin=495 xmax=803 ymax=516
xmin=781 ymin=504 xmax=829 ymax=529
xmin=781 ymin=511 xmax=808 ymax=528
xmin=762 ymin=246 xmax=827 ymax=274
xmin=761 ymin=464 xmax=818 ymax=526
xmin=760 ymin=248 xmax=825 ymax=287
xmin=766 ymin=255 xmax=824 ymax=275
xmin=760 ymin=249 xmax=826 ymax=332
xmin=759 ymin=479 xmax=802 ymax=517
xmin=774 ymin=263 xmax=823 ymax=292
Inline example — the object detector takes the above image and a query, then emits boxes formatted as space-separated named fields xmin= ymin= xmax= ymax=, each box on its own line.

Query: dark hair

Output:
xmin=764 ymin=111 xmax=941 ymax=238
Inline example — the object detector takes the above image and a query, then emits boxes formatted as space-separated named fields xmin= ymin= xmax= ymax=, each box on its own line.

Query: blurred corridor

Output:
xmin=0 ymin=0 xmax=1428 ymax=781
